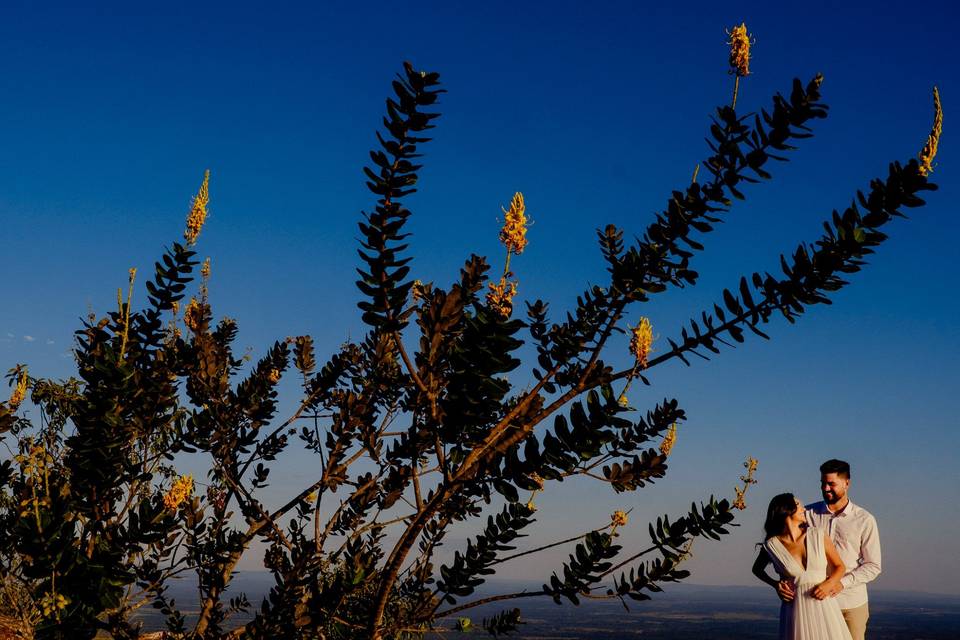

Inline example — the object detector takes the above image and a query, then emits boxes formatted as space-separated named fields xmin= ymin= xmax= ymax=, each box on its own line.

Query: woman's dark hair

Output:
xmin=763 ymin=493 xmax=798 ymax=540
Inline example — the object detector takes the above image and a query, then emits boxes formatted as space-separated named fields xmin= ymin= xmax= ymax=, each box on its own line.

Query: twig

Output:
xmin=434 ymin=590 xmax=545 ymax=619
xmin=491 ymin=525 xmax=612 ymax=566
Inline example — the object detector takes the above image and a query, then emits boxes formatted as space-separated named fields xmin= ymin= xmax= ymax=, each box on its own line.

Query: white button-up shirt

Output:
xmin=805 ymin=499 xmax=881 ymax=610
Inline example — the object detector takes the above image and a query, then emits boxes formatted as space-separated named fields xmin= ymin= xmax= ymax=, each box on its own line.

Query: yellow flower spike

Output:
xmin=732 ymin=456 xmax=759 ymax=510
xmin=610 ymin=510 xmax=629 ymax=531
xmin=726 ymin=22 xmax=754 ymax=109
xmin=119 ymin=267 xmax=137 ymax=363
xmin=727 ymin=23 xmax=752 ymax=78
xmin=183 ymin=298 xmax=202 ymax=333
xmin=8 ymin=367 xmax=28 ymax=409
xmin=629 ymin=318 xmax=654 ymax=369
xmin=660 ymin=423 xmax=678 ymax=457
xmin=163 ymin=474 xmax=195 ymax=511
xmin=486 ymin=277 xmax=518 ymax=318
xmin=498 ymin=192 xmax=529 ymax=256
xmin=268 ymin=368 xmax=281 ymax=384
xmin=411 ymin=279 xmax=425 ymax=302
xmin=525 ymin=498 xmax=537 ymax=513
xmin=201 ymin=257 xmax=211 ymax=280
xmin=918 ymin=86 xmax=943 ymax=177
xmin=732 ymin=485 xmax=748 ymax=511
xmin=184 ymin=170 xmax=211 ymax=246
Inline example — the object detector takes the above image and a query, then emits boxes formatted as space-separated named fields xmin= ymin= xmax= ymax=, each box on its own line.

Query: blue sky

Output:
xmin=1 ymin=1 xmax=957 ymax=595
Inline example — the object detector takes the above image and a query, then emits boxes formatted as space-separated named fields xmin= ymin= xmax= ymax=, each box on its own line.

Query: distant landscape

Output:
xmin=135 ymin=575 xmax=960 ymax=639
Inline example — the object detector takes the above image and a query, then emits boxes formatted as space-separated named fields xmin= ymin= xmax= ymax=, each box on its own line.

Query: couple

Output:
xmin=752 ymin=460 xmax=881 ymax=640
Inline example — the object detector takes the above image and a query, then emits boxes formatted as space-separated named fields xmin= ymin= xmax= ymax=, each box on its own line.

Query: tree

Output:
xmin=0 ymin=23 xmax=942 ymax=640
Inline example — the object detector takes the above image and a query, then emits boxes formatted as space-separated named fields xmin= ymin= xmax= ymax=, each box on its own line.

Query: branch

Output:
xmin=434 ymin=590 xmax=546 ymax=619
xmin=394 ymin=332 xmax=428 ymax=394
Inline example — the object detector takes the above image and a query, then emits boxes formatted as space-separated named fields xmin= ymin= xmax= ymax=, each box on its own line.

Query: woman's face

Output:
xmin=789 ymin=498 xmax=806 ymax=524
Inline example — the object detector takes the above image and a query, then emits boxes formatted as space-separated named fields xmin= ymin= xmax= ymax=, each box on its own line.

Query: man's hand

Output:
xmin=776 ymin=580 xmax=795 ymax=602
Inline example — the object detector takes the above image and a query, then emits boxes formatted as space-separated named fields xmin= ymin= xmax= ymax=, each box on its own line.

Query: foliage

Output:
xmin=0 ymin=31 xmax=941 ymax=640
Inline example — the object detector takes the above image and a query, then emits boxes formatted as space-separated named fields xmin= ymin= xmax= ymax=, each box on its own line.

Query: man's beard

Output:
xmin=823 ymin=492 xmax=843 ymax=504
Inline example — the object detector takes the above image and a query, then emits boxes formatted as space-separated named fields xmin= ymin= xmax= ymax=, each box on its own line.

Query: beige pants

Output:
xmin=841 ymin=603 xmax=869 ymax=640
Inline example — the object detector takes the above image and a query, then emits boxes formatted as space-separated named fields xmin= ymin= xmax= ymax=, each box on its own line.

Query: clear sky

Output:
xmin=1 ymin=1 xmax=957 ymax=595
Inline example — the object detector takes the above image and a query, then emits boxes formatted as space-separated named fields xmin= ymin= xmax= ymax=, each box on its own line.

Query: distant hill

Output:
xmin=133 ymin=574 xmax=960 ymax=639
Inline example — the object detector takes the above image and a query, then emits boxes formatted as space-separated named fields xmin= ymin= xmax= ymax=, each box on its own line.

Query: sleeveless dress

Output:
xmin=763 ymin=528 xmax=852 ymax=640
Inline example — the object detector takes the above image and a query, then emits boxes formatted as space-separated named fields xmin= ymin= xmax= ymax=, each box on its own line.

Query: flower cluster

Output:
xmin=498 ymin=192 xmax=528 ymax=255
xmin=611 ymin=510 xmax=629 ymax=527
xmin=39 ymin=591 xmax=69 ymax=619
xmin=163 ymin=474 xmax=195 ymax=511
xmin=732 ymin=457 xmax=759 ymax=511
xmin=727 ymin=23 xmax=752 ymax=77
xmin=15 ymin=442 xmax=50 ymax=479
xmin=660 ymin=423 xmax=678 ymax=457
xmin=268 ymin=368 xmax=281 ymax=384
xmin=15 ymin=441 xmax=53 ymax=519
xmin=629 ymin=318 xmax=654 ymax=369
xmin=733 ymin=485 xmax=747 ymax=511
xmin=184 ymin=170 xmax=210 ymax=246
xmin=8 ymin=366 xmax=28 ymax=410
xmin=411 ymin=279 xmax=426 ymax=302
xmin=183 ymin=298 xmax=202 ymax=333
xmin=18 ymin=493 xmax=51 ymax=520
xmin=525 ymin=472 xmax=544 ymax=512
xmin=918 ymin=86 xmax=942 ymax=177
xmin=486 ymin=277 xmax=518 ymax=318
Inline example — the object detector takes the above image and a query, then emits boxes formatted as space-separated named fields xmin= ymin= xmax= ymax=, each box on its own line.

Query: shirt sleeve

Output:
xmin=841 ymin=514 xmax=881 ymax=589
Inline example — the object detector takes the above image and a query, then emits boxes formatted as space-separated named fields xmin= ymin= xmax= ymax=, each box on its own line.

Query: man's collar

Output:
xmin=808 ymin=499 xmax=857 ymax=516
xmin=827 ymin=499 xmax=856 ymax=517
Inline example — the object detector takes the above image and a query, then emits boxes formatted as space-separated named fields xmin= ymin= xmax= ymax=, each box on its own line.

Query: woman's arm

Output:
xmin=812 ymin=532 xmax=846 ymax=600
xmin=752 ymin=548 xmax=780 ymax=589
xmin=753 ymin=546 xmax=796 ymax=602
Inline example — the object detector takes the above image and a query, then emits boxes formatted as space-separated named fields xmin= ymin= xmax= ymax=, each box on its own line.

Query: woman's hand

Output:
xmin=812 ymin=578 xmax=841 ymax=600
xmin=812 ymin=532 xmax=847 ymax=600
xmin=753 ymin=549 xmax=792 ymax=600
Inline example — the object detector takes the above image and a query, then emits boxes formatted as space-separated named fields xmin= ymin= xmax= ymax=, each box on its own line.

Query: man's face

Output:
xmin=821 ymin=472 xmax=850 ymax=504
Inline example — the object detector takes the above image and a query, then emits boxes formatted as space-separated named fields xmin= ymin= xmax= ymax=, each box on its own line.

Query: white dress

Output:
xmin=763 ymin=528 xmax=852 ymax=640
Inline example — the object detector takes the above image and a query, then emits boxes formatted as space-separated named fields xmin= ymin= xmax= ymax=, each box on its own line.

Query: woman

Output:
xmin=752 ymin=493 xmax=851 ymax=640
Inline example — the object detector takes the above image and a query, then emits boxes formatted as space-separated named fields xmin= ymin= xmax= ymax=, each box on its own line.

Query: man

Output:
xmin=777 ymin=459 xmax=881 ymax=640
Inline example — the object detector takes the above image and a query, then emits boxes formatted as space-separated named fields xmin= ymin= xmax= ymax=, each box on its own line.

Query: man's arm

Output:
xmin=841 ymin=514 xmax=881 ymax=590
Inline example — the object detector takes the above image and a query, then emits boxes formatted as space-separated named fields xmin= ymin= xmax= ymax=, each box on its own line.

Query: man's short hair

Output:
xmin=820 ymin=459 xmax=851 ymax=478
